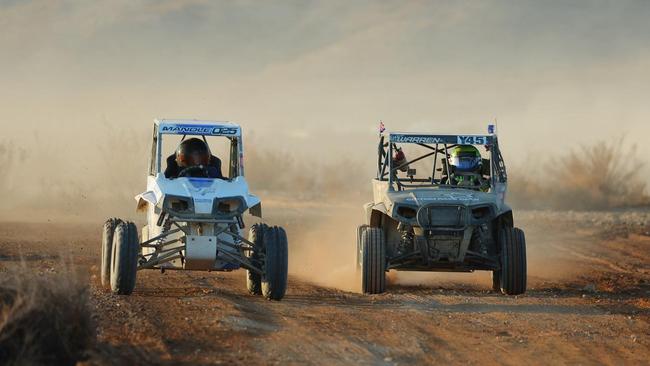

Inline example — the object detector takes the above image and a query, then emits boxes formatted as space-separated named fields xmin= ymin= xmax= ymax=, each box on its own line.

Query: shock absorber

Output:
xmin=140 ymin=216 xmax=173 ymax=267
xmin=470 ymin=223 xmax=491 ymax=255
xmin=397 ymin=223 xmax=414 ymax=255
xmin=155 ymin=217 xmax=173 ymax=248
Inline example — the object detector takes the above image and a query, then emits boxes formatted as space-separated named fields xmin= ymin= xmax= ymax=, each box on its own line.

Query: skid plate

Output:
xmin=185 ymin=235 xmax=217 ymax=270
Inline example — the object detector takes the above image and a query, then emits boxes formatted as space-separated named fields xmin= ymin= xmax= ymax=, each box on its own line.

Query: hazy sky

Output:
xmin=2 ymin=0 xmax=650 ymax=169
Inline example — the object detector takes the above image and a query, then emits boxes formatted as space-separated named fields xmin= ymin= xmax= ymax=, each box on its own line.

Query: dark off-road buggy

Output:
xmin=357 ymin=128 xmax=527 ymax=295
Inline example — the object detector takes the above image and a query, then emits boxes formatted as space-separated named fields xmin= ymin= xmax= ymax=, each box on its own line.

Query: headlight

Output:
xmin=212 ymin=197 xmax=247 ymax=217
xmin=395 ymin=205 xmax=417 ymax=220
xmin=470 ymin=205 xmax=493 ymax=220
xmin=163 ymin=195 xmax=194 ymax=215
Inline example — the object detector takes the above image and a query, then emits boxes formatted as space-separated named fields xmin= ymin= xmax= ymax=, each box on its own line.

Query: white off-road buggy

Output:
xmin=100 ymin=119 xmax=288 ymax=300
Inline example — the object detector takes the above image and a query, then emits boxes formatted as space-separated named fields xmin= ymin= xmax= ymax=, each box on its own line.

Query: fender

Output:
xmin=494 ymin=210 xmax=514 ymax=228
xmin=249 ymin=202 xmax=262 ymax=218
xmin=364 ymin=202 xmax=387 ymax=227
xmin=135 ymin=191 xmax=158 ymax=213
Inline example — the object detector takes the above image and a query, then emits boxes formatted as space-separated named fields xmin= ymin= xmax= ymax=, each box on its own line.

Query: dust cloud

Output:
xmin=275 ymin=203 xmax=363 ymax=292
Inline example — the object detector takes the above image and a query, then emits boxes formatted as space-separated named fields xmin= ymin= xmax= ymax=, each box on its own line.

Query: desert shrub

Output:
xmin=0 ymin=141 xmax=26 ymax=193
xmin=0 ymin=142 xmax=11 ymax=190
xmin=509 ymin=138 xmax=650 ymax=210
xmin=0 ymin=265 xmax=95 ymax=366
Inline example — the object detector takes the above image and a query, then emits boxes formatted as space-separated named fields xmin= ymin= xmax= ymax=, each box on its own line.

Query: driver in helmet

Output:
xmin=164 ymin=138 xmax=223 ymax=179
xmin=392 ymin=146 xmax=408 ymax=172
xmin=447 ymin=145 xmax=489 ymax=190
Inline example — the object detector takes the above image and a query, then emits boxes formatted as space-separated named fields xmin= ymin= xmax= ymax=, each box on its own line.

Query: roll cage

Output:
xmin=149 ymin=119 xmax=245 ymax=179
xmin=377 ymin=133 xmax=507 ymax=191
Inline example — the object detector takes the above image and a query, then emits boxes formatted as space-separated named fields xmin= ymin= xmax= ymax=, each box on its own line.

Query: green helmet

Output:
xmin=449 ymin=145 xmax=481 ymax=172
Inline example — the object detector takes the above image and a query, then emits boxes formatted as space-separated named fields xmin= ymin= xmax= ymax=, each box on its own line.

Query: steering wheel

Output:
xmin=178 ymin=165 xmax=209 ymax=178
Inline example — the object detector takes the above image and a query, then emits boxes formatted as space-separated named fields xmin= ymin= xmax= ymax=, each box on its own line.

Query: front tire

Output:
xmin=498 ymin=227 xmax=527 ymax=295
xmin=245 ymin=224 xmax=266 ymax=295
xmin=101 ymin=218 xmax=122 ymax=288
xmin=360 ymin=226 xmax=386 ymax=294
xmin=261 ymin=226 xmax=288 ymax=301
xmin=110 ymin=221 xmax=139 ymax=295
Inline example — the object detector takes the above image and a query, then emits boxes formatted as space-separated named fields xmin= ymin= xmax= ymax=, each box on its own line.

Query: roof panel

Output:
xmin=388 ymin=133 xmax=494 ymax=145
xmin=155 ymin=119 xmax=241 ymax=136
xmin=155 ymin=119 xmax=239 ymax=127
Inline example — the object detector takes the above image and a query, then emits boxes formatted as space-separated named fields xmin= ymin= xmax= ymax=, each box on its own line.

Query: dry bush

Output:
xmin=20 ymin=124 xmax=147 ymax=221
xmin=509 ymin=138 xmax=650 ymax=210
xmin=0 ymin=142 xmax=12 ymax=191
xmin=0 ymin=265 xmax=95 ymax=366
xmin=96 ymin=123 xmax=148 ymax=203
xmin=0 ymin=141 xmax=27 ymax=192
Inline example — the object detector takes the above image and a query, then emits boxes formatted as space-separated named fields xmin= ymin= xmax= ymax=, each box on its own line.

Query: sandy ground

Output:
xmin=0 ymin=209 xmax=648 ymax=365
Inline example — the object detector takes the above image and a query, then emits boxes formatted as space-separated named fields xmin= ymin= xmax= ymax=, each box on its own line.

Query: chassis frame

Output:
xmin=138 ymin=217 xmax=263 ymax=275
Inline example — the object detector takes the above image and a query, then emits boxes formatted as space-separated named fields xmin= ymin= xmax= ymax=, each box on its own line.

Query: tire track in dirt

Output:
xmin=91 ymin=285 xmax=176 ymax=365
xmin=547 ymin=241 xmax=632 ymax=274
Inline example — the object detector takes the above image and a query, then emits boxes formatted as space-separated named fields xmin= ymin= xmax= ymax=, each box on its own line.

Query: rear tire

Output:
xmin=110 ymin=221 xmax=139 ymax=295
xmin=261 ymin=226 xmax=288 ymax=301
xmin=498 ymin=227 xmax=527 ymax=295
xmin=360 ymin=226 xmax=386 ymax=294
xmin=245 ymin=224 xmax=265 ymax=295
xmin=101 ymin=218 xmax=122 ymax=288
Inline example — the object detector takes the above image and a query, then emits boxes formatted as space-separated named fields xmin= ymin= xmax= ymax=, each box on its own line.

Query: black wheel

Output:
xmin=498 ymin=227 xmax=527 ymax=295
xmin=245 ymin=224 xmax=266 ymax=295
xmin=110 ymin=221 xmax=139 ymax=295
xmin=101 ymin=218 xmax=122 ymax=288
xmin=261 ymin=226 xmax=288 ymax=301
xmin=360 ymin=226 xmax=386 ymax=294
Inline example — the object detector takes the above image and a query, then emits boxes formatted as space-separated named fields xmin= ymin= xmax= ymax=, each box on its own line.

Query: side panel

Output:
xmin=364 ymin=202 xmax=387 ymax=227
xmin=372 ymin=179 xmax=390 ymax=205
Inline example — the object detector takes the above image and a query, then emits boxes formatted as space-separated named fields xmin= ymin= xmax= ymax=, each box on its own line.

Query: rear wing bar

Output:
xmin=377 ymin=131 xmax=506 ymax=190
xmin=389 ymin=133 xmax=494 ymax=145
xmin=158 ymin=123 xmax=241 ymax=137
xmin=151 ymin=121 xmax=243 ymax=176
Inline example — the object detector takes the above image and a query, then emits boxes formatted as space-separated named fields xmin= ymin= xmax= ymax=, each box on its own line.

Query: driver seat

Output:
xmin=164 ymin=154 xmax=223 ymax=179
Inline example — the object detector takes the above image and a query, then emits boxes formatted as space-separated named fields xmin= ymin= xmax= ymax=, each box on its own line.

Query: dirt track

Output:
xmin=0 ymin=211 xmax=649 ymax=365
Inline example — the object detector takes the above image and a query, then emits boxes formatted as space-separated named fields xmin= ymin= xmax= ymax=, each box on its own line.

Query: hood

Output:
xmin=385 ymin=188 xmax=498 ymax=209
xmin=136 ymin=175 xmax=261 ymax=214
